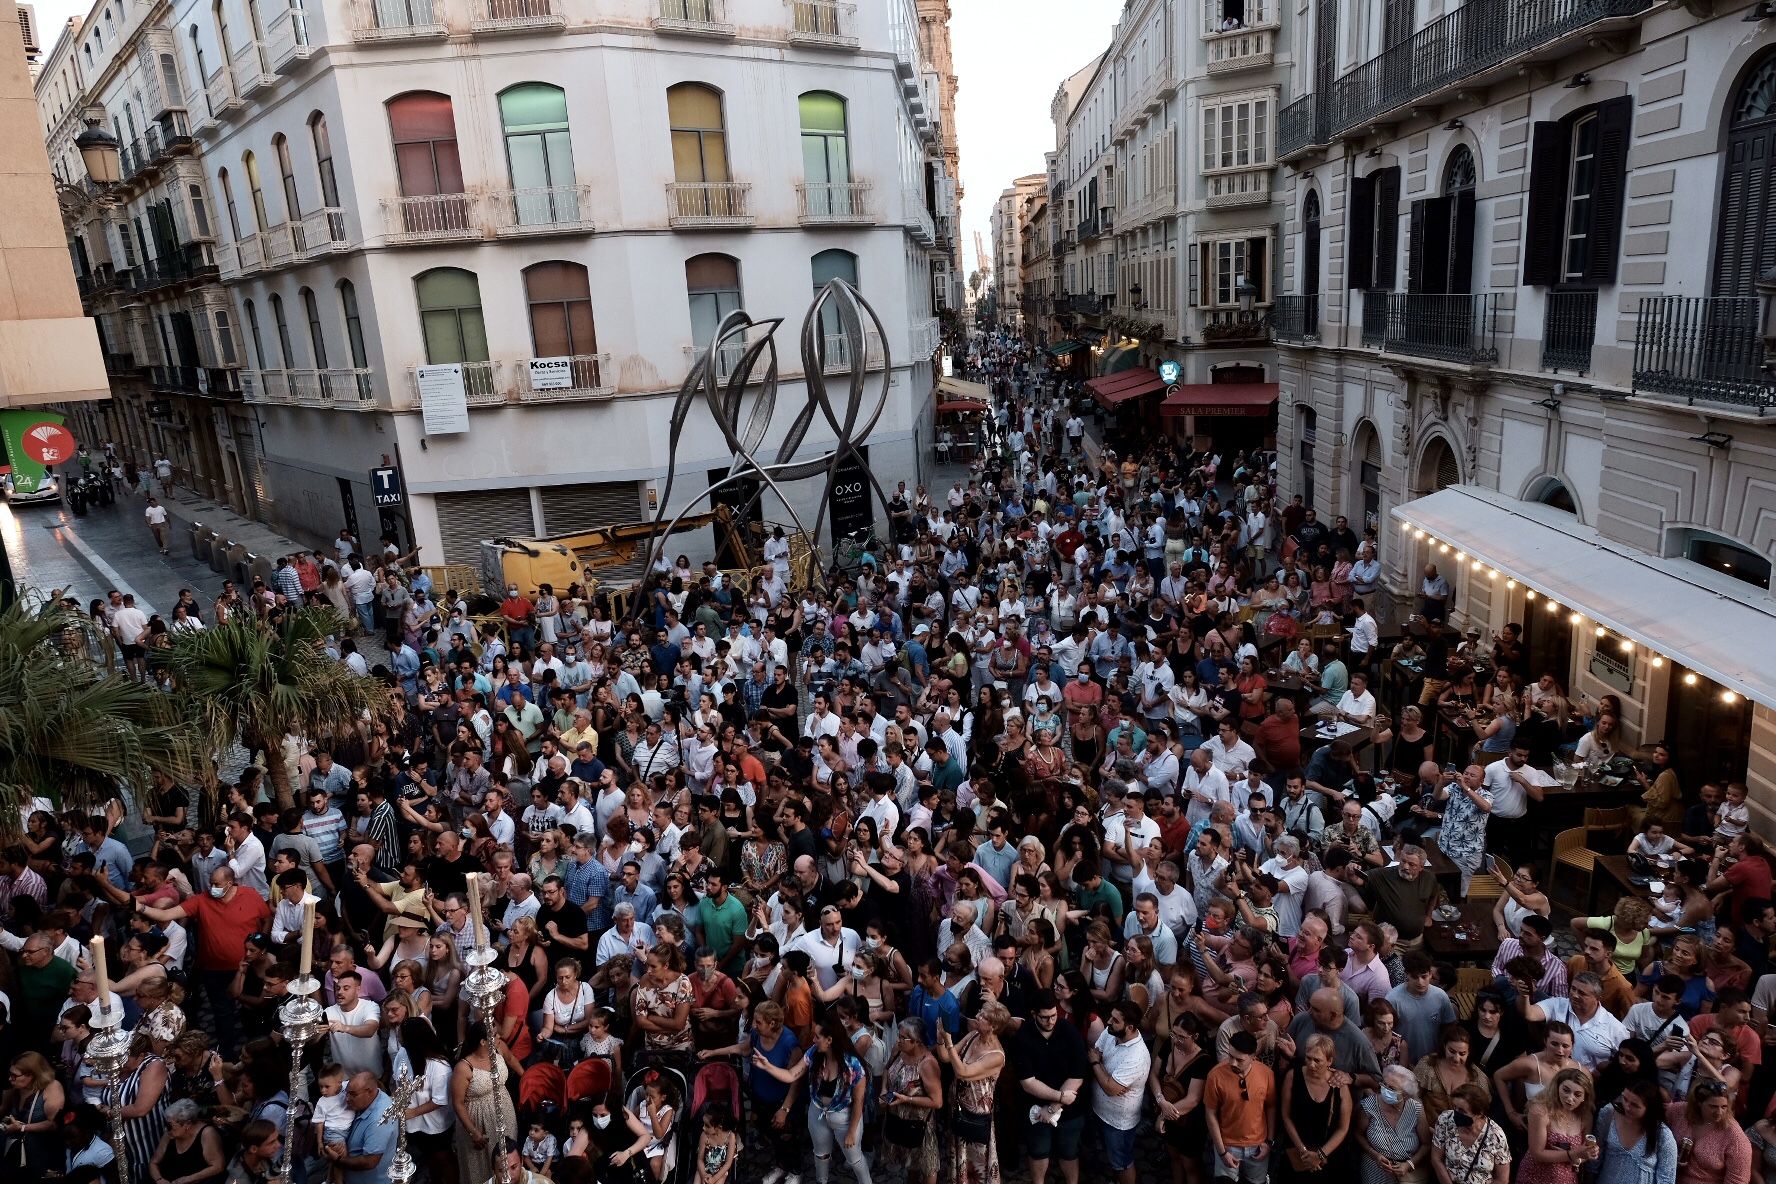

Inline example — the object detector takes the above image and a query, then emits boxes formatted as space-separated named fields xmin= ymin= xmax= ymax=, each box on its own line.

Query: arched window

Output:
xmin=268 ymin=292 xmax=295 ymax=367
xmin=799 ymin=91 xmax=852 ymax=217
xmin=187 ymin=25 xmax=206 ymax=94
xmin=685 ymin=253 xmax=741 ymax=350
xmin=1355 ymin=423 xmax=1381 ymax=533
xmin=1301 ymin=189 xmax=1321 ymax=301
xmin=159 ymin=53 xmax=182 ymax=102
xmin=667 ymin=83 xmax=729 ymax=186
xmin=217 ymin=166 xmax=241 ymax=238
xmin=810 ymin=248 xmax=859 ymax=348
xmin=274 ymin=134 xmax=301 ymax=221
xmin=415 ymin=268 xmax=487 ymax=364
xmin=524 ymin=261 xmax=596 ymax=362
xmin=1714 ymin=52 xmax=1776 ymax=298
xmin=242 ymin=151 xmax=269 ymax=231
xmin=388 ymin=92 xmax=464 ymax=197
xmin=338 ymin=280 xmax=368 ymax=369
xmin=499 ymin=84 xmax=577 ymax=227
xmin=1527 ymin=475 xmax=1578 ymax=516
xmin=1676 ymin=529 xmax=1772 ymax=590
xmin=243 ymin=297 xmax=266 ymax=368
xmin=301 ymin=286 xmax=328 ymax=368
xmin=309 ymin=113 xmax=339 ymax=207
xmin=1419 ymin=436 xmax=1459 ymax=494
xmin=212 ymin=0 xmax=233 ymax=70
xmin=1444 ymin=145 xmax=1476 ymax=195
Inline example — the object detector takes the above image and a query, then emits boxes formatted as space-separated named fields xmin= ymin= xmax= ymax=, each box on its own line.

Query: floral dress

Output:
xmin=883 ymin=1053 xmax=940 ymax=1182
xmin=1431 ymin=1112 xmax=1510 ymax=1184
xmin=634 ymin=973 xmax=696 ymax=1057
xmin=1517 ymin=1128 xmax=1583 ymax=1184
xmin=949 ymin=1035 xmax=1001 ymax=1184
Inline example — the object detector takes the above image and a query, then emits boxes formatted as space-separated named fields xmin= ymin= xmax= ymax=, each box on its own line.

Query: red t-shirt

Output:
xmin=1725 ymin=857 xmax=1773 ymax=924
xmin=500 ymin=973 xmax=533 ymax=1061
xmin=179 ymin=888 xmax=272 ymax=972
xmin=1254 ymin=713 xmax=1302 ymax=770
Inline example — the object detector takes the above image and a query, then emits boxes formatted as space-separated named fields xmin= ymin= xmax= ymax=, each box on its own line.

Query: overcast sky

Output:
xmin=952 ymin=0 xmax=1123 ymax=287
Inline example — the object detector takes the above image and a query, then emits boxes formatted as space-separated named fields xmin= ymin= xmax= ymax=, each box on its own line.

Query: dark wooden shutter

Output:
xmin=1407 ymin=196 xmax=1453 ymax=293
xmin=1713 ymin=118 xmax=1776 ymax=298
xmin=1523 ymin=121 xmax=1570 ymax=286
xmin=1375 ymin=167 xmax=1401 ymax=289
xmin=1582 ymin=96 xmax=1634 ymax=286
xmin=1248 ymin=236 xmax=1269 ymax=301
xmin=1347 ymin=173 xmax=1374 ymax=289
xmin=1450 ymin=191 xmax=1476 ymax=294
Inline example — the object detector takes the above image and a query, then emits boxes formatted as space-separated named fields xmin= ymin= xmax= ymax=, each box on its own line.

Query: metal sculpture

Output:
xmin=645 ymin=278 xmax=896 ymax=586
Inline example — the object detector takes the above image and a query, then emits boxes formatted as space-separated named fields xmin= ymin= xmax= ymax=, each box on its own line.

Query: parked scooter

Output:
xmin=67 ymin=473 xmax=88 ymax=516
xmin=95 ymin=471 xmax=116 ymax=507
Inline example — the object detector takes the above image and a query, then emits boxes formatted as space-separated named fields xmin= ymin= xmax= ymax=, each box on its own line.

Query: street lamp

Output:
xmin=75 ymin=118 xmax=122 ymax=185
xmin=1236 ymin=275 xmax=1258 ymax=314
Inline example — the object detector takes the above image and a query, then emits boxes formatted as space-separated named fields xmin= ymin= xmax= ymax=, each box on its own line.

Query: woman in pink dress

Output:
xmin=1517 ymin=1068 xmax=1599 ymax=1184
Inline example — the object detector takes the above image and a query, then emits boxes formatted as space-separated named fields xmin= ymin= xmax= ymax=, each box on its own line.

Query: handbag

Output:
xmin=952 ymin=1107 xmax=992 ymax=1145
xmin=885 ymin=1112 xmax=925 ymax=1147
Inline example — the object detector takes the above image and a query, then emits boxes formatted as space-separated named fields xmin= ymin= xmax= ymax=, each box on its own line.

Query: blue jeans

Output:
xmin=354 ymin=600 xmax=375 ymax=634
xmin=808 ymin=1108 xmax=871 ymax=1184
xmin=1213 ymin=1145 xmax=1269 ymax=1182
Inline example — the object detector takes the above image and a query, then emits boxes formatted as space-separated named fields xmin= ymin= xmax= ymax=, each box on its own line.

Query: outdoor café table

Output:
xmin=1424 ymin=898 xmax=1504 ymax=964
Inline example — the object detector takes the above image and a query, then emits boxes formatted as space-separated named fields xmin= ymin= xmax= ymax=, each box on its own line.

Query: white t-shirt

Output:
xmin=112 ymin=606 xmax=149 ymax=645
xmin=407 ymin=1058 xmax=455 ymax=1135
xmin=1337 ymin=689 xmax=1377 ymax=720
xmin=326 ymin=998 xmax=384 ymax=1075
xmin=144 ymin=504 xmax=168 ymax=527
xmin=1259 ymin=857 xmax=1311 ymax=937
xmin=1091 ymin=1030 xmax=1152 ymax=1130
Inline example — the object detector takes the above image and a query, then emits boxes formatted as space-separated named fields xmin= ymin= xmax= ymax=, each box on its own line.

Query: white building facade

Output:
xmin=148 ymin=0 xmax=947 ymax=562
xmin=1268 ymin=0 xmax=1776 ymax=816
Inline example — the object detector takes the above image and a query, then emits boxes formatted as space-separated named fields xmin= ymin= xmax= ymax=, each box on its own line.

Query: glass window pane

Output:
xmin=544 ymin=131 xmax=574 ymax=189
xmin=417 ymin=267 xmax=481 ymax=310
xmin=498 ymin=83 xmax=567 ymax=133
xmin=389 ymin=92 xmax=456 ymax=143
xmin=421 ymin=309 xmax=464 ymax=362
xmin=506 ymin=134 xmax=549 ymax=191
xmin=668 ymin=83 xmax=723 ymax=131
xmin=529 ymin=302 xmax=571 ymax=356
xmin=395 ymin=142 xmax=439 ymax=195
xmin=702 ymin=131 xmax=729 ymax=181
xmin=811 ymin=249 xmax=858 ymax=287
xmin=798 ymin=91 xmax=846 ymax=134
xmin=672 ymin=129 xmax=705 ymax=181
xmin=685 ymin=253 xmax=739 ymax=290
xmin=802 ymin=134 xmax=828 ymax=184
xmin=524 ymin=261 xmax=590 ymax=303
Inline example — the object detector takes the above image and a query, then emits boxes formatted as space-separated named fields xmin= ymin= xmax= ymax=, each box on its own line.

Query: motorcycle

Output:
xmin=95 ymin=472 xmax=116 ymax=507
xmin=67 ymin=473 xmax=88 ymax=516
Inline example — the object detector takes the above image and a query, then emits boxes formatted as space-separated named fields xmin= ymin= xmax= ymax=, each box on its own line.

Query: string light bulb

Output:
xmin=1413 ymin=529 xmax=1425 ymax=540
xmin=1651 ymin=656 xmax=1664 ymax=668
xmin=1684 ymin=672 xmax=1699 ymax=686
xmin=1488 ymin=569 xmax=1500 ymax=579
xmin=1618 ymin=640 xmax=1633 ymax=654
xmin=1569 ymin=611 xmax=1583 ymax=625
xmin=1472 ymin=560 xmax=1483 ymax=571
xmin=1594 ymin=626 xmax=1606 ymax=638
xmin=1454 ymin=550 xmax=1466 ymax=562
xmin=1722 ymin=690 xmax=1739 ymax=704
xmin=1439 ymin=543 xmax=1450 ymax=554
xmin=1545 ymin=599 xmax=1559 ymax=612
xmin=1521 ymin=587 xmax=1531 ymax=597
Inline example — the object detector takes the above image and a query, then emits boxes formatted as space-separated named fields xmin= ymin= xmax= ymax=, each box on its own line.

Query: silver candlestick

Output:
xmin=378 ymin=1068 xmax=423 ymax=1184
xmin=278 ymin=974 xmax=327 ymax=1184
xmin=86 ymin=1000 xmax=131 ymax=1184
xmin=463 ymin=944 xmax=511 ymax=1184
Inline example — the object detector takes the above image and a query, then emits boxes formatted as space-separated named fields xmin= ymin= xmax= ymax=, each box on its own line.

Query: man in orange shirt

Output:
xmin=779 ymin=949 xmax=816 ymax=1045
xmin=1204 ymin=1030 xmax=1276 ymax=1181
xmin=141 ymin=865 xmax=270 ymax=1057
xmin=1253 ymin=698 xmax=1302 ymax=775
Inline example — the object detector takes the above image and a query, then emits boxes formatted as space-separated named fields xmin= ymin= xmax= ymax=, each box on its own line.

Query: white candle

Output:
xmin=467 ymin=876 xmax=487 ymax=949
xmin=91 ymin=936 xmax=111 ymax=1012
xmin=299 ymin=899 xmax=316 ymax=977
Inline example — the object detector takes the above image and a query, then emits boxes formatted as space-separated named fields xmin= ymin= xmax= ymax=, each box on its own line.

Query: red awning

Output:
xmin=1159 ymin=382 xmax=1280 ymax=417
xmin=1089 ymin=369 xmax=1166 ymax=408
xmin=936 ymin=398 xmax=990 ymax=414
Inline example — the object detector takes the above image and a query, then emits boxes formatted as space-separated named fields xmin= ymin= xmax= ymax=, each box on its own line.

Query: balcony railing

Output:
xmin=910 ymin=317 xmax=941 ymax=359
xmin=1205 ymin=170 xmax=1272 ymax=209
xmin=815 ymin=332 xmax=885 ymax=373
xmin=383 ymin=194 xmax=480 ymax=243
xmin=1202 ymin=308 xmax=1272 ymax=344
xmin=1278 ymin=92 xmax=1324 ymax=159
xmin=518 ymin=353 xmax=616 ymax=401
xmin=472 ymin=0 xmax=565 ymax=32
xmin=1272 ymin=294 xmax=1321 ymax=343
xmin=1633 ymin=295 xmax=1776 ymax=411
xmin=652 ymin=0 xmax=735 ymax=36
xmin=491 ymin=186 xmax=594 ymax=235
xmin=1206 ymin=26 xmax=1276 ymax=74
xmin=685 ymin=339 xmax=750 ymax=383
xmin=216 ymin=233 xmax=265 ymax=279
xmin=266 ymin=6 xmax=316 ymax=69
xmin=352 ymin=0 xmax=448 ymax=40
xmin=797 ymin=181 xmax=872 ymax=225
xmin=1361 ymin=290 xmax=1389 ymax=347
xmin=1078 ymin=215 xmax=1100 ymax=241
xmin=1541 ymin=288 xmax=1597 ymax=374
xmin=407 ymin=360 xmax=504 ymax=406
xmin=666 ymin=182 xmax=754 ymax=228
xmin=296 ymin=208 xmax=350 ymax=254
xmin=788 ymin=0 xmax=857 ymax=46
xmin=1369 ymin=291 xmax=1500 ymax=364
xmin=262 ymin=222 xmax=301 ymax=267
xmin=204 ymin=70 xmax=241 ymax=119
xmin=1331 ymin=0 xmax=1651 ymax=140
xmin=104 ymin=351 xmax=137 ymax=375
xmin=229 ymin=41 xmax=277 ymax=96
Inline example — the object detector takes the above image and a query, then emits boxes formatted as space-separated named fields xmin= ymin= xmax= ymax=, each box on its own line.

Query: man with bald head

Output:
xmin=938 ymin=899 xmax=992 ymax=966
xmin=140 ymin=862 xmax=269 ymax=1056
xmin=321 ymin=1071 xmax=396 ymax=1184
xmin=1285 ymin=986 xmax=1382 ymax=1091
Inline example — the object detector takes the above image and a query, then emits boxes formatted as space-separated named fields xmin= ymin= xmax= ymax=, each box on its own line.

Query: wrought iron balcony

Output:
xmin=351 ymin=0 xmax=448 ymax=41
xmin=666 ymin=182 xmax=754 ymax=228
xmin=1366 ymin=291 xmax=1500 ymax=365
xmin=652 ymin=0 xmax=735 ymax=37
xmin=216 ymin=234 xmax=265 ymax=279
xmin=518 ymin=353 xmax=616 ymax=401
xmin=1331 ymin=0 xmax=1651 ymax=141
xmin=104 ymin=351 xmax=137 ymax=375
xmin=1633 ymin=295 xmax=1776 ymax=411
xmin=1203 ymin=308 xmax=1272 ymax=344
xmin=1272 ymin=294 xmax=1320 ymax=343
xmin=491 ymin=186 xmax=595 ymax=236
xmin=1541 ymin=288 xmax=1597 ymax=374
xmin=288 ymin=368 xmax=377 ymax=406
xmin=262 ymin=222 xmax=301 ymax=268
xmin=797 ymin=182 xmax=872 ymax=225
xmin=788 ymin=0 xmax=857 ymax=47
xmin=1278 ymin=93 xmax=1325 ymax=159
xmin=472 ymin=0 xmax=566 ymax=33
xmin=684 ymin=340 xmax=751 ymax=383
xmin=1078 ymin=215 xmax=1101 ymax=241
xmin=383 ymin=194 xmax=481 ymax=243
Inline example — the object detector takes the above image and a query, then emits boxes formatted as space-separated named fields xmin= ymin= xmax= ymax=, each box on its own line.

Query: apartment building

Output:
xmin=991 ymin=173 xmax=1043 ymax=331
xmin=48 ymin=0 xmax=953 ymax=560
xmin=916 ymin=0 xmax=963 ymax=309
xmin=1268 ymin=0 xmax=1776 ymax=814
xmin=40 ymin=1 xmax=257 ymax=510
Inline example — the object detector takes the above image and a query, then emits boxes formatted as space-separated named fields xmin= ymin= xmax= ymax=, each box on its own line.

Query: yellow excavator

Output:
xmin=478 ymin=506 xmax=753 ymax=599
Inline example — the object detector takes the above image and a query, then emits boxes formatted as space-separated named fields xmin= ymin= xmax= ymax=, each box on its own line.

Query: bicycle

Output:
xmin=828 ymin=526 xmax=880 ymax=583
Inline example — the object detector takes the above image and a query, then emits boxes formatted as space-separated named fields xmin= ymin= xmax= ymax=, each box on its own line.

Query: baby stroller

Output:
xmin=519 ymin=1059 xmax=568 ymax=1130
xmin=568 ymin=1056 xmax=614 ymax=1107
xmin=691 ymin=1060 xmax=744 ymax=1127
xmin=624 ymin=1064 xmax=693 ymax=1184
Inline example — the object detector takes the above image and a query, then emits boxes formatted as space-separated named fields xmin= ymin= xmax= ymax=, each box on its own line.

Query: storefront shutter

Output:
xmin=435 ymin=489 xmax=535 ymax=567
xmin=537 ymin=481 xmax=647 ymax=580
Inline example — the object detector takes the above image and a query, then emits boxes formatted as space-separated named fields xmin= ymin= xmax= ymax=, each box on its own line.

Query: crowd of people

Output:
xmin=11 ymin=329 xmax=1776 ymax=1184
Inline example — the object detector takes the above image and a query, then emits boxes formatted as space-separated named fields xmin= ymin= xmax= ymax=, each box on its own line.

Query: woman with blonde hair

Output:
xmin=0 ymin=1051 xmax=64 ymax=1170
xmin=391 ymin=958 xmax=434 ymax=1019
xmin=1519 ymin=1068 xmax=1597 ymax=1184
xmin=1568 ymin=897 xmax=1654 ymax=977
xmin=939 ymin=999 xmax=1011 ymax=1184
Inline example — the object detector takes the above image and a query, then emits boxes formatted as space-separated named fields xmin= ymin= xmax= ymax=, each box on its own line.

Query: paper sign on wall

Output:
xmin=417 ymin=364 xmax=469 ymax=436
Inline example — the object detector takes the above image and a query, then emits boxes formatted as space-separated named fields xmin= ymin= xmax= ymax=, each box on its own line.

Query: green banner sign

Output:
xmin=0 ymin=409 xmax=76 ymax=495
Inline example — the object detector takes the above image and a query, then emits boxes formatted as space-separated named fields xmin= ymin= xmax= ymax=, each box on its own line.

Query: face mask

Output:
xmin=592 ymin=1115 xmax=612 ymax=1130
xmin=851 ymin=965 xmax=869 ymax=980
xmin=461 ymin=827 xmax=474 ymax=839
xmin=507 ymin=589 xmax=519 ymax=597
xmin=629 ymin=841 xmax=643 ymax=855
xmin=1078 ymin=673 xmax=1091 ymax=683
xmin=864 ymin=937 xmax=881 ymax=950
xmin=1451 ymin=1112 xmax=1475 ymax=1129
xmin=209 ymin=886 xmax=227 ymax=899
xmin=1380 ymin=1087 xmax=1402 ymax=1106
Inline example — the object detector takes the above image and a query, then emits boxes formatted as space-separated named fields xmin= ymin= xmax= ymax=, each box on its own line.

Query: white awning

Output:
xmin=1391 ymin=486 xmax=1776 ymax=711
